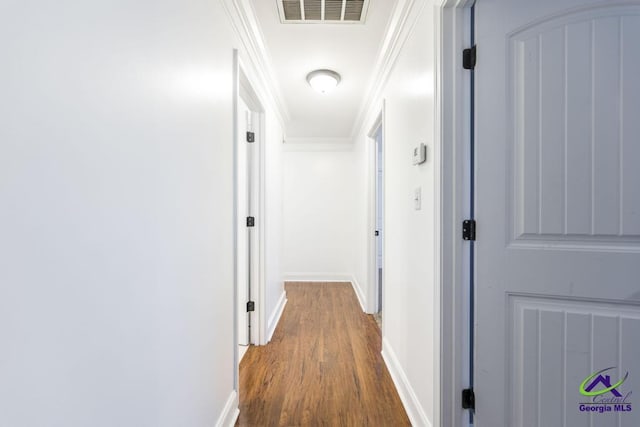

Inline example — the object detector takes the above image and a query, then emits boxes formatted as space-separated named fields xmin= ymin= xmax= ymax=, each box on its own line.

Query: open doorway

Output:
xmin=374 ymin=126 xmax=384 ymax=327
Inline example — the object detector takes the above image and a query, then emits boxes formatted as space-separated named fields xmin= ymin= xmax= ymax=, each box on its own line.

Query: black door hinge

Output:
xmin=462 ymin=388 xmax=475 ymax=410
xmin=463 ymin=45 xmax=477 ymax=70
xmin=375 ymin=230 xmax=379 ymax=236
xmin=462 ymin=219 xmax=476 ymax=241
xmin=246 ymin=131 xmax=255 ymax=143
xmin=246 ymin=301 xmax=255 ymax=312
xmin=246 ymin=216 xmax=255 ymax=227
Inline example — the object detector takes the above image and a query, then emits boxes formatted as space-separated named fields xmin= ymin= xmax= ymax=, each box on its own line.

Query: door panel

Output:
xmin=475 ymin=1 xmax=640 ymax=426
xmin=237 ymin=99 xmax=251 ymax=346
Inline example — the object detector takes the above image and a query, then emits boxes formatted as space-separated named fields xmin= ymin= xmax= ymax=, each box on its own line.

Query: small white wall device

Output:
xmin=413 ymin=143 xmax=427 ymax=165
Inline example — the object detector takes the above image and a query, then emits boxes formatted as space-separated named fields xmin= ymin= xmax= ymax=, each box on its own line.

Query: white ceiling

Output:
xmin=249 ymin=0 xmax=399 ymax=141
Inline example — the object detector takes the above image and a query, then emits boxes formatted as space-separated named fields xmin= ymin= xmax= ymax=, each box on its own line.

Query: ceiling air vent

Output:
xmin=279 ymin=0 xmax=370 ymax=24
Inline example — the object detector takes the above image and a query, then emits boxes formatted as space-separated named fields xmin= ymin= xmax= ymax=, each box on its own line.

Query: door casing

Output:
xmin=437 ymin=1 xmax=475 ymax=427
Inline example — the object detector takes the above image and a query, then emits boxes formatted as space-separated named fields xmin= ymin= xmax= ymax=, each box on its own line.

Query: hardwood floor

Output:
xmin=237 ymin=282 xmax=410 ymax=427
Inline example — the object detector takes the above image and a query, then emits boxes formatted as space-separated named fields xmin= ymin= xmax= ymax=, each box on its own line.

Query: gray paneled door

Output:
xmin=474 ymin=1 xmax=640 ymax=426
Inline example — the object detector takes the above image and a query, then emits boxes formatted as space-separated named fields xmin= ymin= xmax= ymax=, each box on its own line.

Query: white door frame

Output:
xmin=367 ymin=104 xmax=385 ymax=315
xmin=240 ymin=62 xmax=268 ymax=348
xmin=233 ymin=50 xmax=267 ymax=390
xmin=437 ymin=1 xmax=474 ymax=426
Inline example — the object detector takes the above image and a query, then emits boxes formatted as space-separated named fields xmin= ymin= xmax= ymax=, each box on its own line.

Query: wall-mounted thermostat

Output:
xmin=413 ymin=143 xmax=427 ymax=165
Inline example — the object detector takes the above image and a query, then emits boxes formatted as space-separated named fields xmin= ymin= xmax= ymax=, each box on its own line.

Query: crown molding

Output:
xmin=220 ymin=0 xmax=291 ymax=126
xmin=349 ymin=0 xmax=426 ymax=137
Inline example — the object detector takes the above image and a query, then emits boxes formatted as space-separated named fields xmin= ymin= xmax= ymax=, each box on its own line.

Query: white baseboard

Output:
xmin=381 ymin=338 xmax=432 ymax=427
xmin=214 ymin=390 xmax=239 ymax=427
xmin=350 ymin=276 xmax=367 ymax=313
xmin=266 ymin=290 xmax=287 ymax=342
xmin=283 ymin=272 xmax=353 ymax=282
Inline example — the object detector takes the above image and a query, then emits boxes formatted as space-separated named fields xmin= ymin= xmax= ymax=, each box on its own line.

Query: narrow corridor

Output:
xmin=236 ymin=282 xmax=410 ymax=426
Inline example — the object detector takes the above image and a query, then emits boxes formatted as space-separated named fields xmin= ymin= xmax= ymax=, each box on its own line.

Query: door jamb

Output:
xmin=437 ymin=1 xmax=474 ymax=426
xmin=367 ymin=103 xmax=385 ymax=315
xmin=239 ymin=65 xmax=267 ymax=347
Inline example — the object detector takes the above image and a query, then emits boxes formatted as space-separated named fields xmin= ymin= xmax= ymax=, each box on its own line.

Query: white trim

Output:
xmin=239 ymin=64 xmax=265 ymax=112
xmin=220 ymin=0 xmax=289 ymax=127
xmin=255 ymin=84 xmax=268 ymax=347
xmin=367 ymin=114 xmax=383 ymax=138
xmin=266 ymin=290 xmax=288 ymax=342
xmin=235 ymin=60 xmax=265 ymax=349
xmin=283 ymin=273 xmax=355 ymax=282
xmin=381 ymin=338 xmax=432 ymax=427
xmin=350 ymin=0 xmax=425 ymax=138
xmin=224 ymin=0 xmax=290 ymax=350
xmin=236 ymin=58 xmax=267 ymax=349
xmin=432 ymin=5 xmax=443 ymax=427
xmin=437 ymin=1 xmax=473 ymax=427
xmin=214 ymin=391 xmax=239 ymax=427
xmin=350 ymin=277 xmax=367 ymax=313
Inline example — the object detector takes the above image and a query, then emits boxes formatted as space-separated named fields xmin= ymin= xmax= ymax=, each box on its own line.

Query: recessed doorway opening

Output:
xmin=368 ymin=107 xmax=385 ymax=327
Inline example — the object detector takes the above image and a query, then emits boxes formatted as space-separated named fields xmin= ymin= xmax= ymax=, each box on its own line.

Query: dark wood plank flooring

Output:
xmin=236 ymin=282 xmax=410 ymax=426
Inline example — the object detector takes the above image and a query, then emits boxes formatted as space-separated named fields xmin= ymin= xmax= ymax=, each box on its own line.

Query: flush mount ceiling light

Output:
xmin=306 ymin=69 xmax=341 ymax=94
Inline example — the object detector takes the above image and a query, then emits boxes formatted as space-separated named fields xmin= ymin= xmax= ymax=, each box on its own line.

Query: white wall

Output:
xmin=0 ymin=1 xmax=283 ymax=425
xmin=262 ymin=111 xmax=286 ymax=339
xmin=282 ymin=144 xmax=360 ymax=286
xmin=353 ymin=1 xmax=439 ymax=425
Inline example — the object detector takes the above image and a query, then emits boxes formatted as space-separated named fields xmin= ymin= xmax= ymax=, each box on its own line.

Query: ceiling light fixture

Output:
xmin=306 ymin=69 xmax=341 ymax=94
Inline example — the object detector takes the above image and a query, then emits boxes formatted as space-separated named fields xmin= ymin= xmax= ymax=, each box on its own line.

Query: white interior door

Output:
xmin=237 ymin=98 xmax=252 ymax=347
xmin=475 ymin=1 xmax=640 ymax=426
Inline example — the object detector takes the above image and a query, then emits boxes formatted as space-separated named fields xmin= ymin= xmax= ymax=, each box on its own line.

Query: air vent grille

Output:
xmin=325 ymin=0 xmax=343 ymax=20
xmin=305 ymin=1 xmax=321 ymax=20
xmin=278 ymin=0 xmax=370 ymax=23
xmin=282 ymin=0 xmax=301 ymax=20
xmin=344 ymin=0 xmax=365 ymax=21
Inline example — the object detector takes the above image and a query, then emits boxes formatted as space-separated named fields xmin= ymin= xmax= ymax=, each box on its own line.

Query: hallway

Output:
xmin=6 ymin=0 xmax=638 ymax=425
xmin=237 ymin=282 xmax=410 ymax=426
xmin=0 ymin=1 xmax=440 ymax=424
